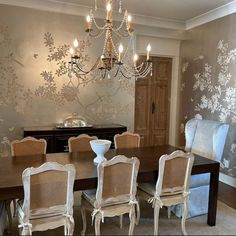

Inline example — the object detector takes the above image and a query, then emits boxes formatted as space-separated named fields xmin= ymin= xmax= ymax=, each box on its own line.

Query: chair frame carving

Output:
xmin=11 ymin=136 xmax=47 ymax=156
xmin=18 ymin=162 xmax=76 ymax=235
xmin=68 ymin=134 xmax=98 ymax=152
xmin=81 ymin=155 xmax=140 ymax=236
xmin=139 ymin=150 xmax=194 ymax=235
xmin=114 ymin=131 xmax=140 ymax=149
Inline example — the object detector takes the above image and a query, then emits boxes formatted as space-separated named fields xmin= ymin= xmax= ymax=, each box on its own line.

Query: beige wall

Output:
xmin=0 ymin=4 xmax=181 ymax=156
xmin=0 ymin=4 xmax=135 ymax=155
xmin=179 ymin=13 xmax=236 ymax=185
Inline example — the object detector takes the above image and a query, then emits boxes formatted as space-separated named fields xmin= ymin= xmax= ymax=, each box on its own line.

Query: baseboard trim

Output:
xmin=219 ymin=173 xmax=236 ymax=188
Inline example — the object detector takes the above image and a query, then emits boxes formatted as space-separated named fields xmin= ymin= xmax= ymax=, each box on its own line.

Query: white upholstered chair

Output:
xmin=114 ymin=132 xmax=140 ymax=149
xmin=172 ymin=118 xmax=229 ymax=217
xmin=80 ymin=155 xmax=140 ymax=235
xmin=17 ymin=162 xmax=76 ymax=235
xmin=68 ymin=134 xmax=97 ymax=152
xmin=6 ymin=137 xmax=47 ymax=232
xmin=139 ymin=150 xmax=194 ymax=235
xmin=11 ymin=136 xmax=47 ymax=157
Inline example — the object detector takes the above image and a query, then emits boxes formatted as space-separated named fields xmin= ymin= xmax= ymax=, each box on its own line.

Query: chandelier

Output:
xmin=68 ymin=0 xmax=152 ymax=80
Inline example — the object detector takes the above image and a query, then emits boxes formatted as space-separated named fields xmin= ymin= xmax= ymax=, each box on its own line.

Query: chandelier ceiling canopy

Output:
xmin=68 ymin=0 xmax=152 ymax=80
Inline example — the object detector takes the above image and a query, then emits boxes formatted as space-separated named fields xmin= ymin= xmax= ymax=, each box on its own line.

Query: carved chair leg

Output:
xmin=81 ymin=205 xmax=87 ymax=236
xmin=128 ymin=208 xmax=135 ymax=236
xmin=154 ymin=204 xmax=160 ymax=236
xmin=94 ymin=215 xmax=101 ymax=236
xmin=64 ymin=224 xmax=68 ymax=235
xmin=167 ymin=206 xmax=171 ymax=219
xmin=65 ymin=217 xmax=74 ymax=236
xmin=135 ymin=202 xmax=140 ymax=225
xmin=13 ymin=199 xmax=17 ymax=217
xmin=21 ymin=226 xmax=32 ymax=236
xmin=181 ymin=199 xmax=188 ymax=236
xmin=120 ymin=215 xmax=123 ymax=229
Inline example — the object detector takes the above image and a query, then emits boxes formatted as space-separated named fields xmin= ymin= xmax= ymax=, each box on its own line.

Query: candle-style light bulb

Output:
xmin=69 ymin=47 xmax=74 ymax=56
xmin=133 ymin=53 xmax=138 ymax=66
xmin=73 ymin=39 xmax=79 ymax=48
xmin=106 ymin=2 xmax=112 ymax=21
xmin=86 ymin=15 xmax=91 ymax=30
xmin=127 ymin=15 xmax=132 ymax=30
xmin=106 ymin=3 xmax=111 ymax=12
xmin=147 ymin=44 xmax=151 ymax=60
xmin=86 ymin=15 xmax=91 ymax=23
xmin=118 ymin=44 xmax=123 ymax=62
xmin=119 ymin=44 xmax=124 ymax=53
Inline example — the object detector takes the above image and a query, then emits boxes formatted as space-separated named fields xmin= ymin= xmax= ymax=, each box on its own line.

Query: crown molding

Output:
xmin=0 ymin=0 xmax=185 ymax=30
xmin=186 ymin=0 xmax=236 ymax=30
xmin=1 ymin=0 xmax=236 ymax=31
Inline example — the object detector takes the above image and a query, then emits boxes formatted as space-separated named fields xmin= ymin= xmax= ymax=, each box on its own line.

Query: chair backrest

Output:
xmin=185 ymin=118 xmax=229 ymax=161
xmin=21 ymin=162 xmax=75 ymax=221
xmin=68 ymin=134 xmax=98 ymax=152
xmin=114 ymin=132 xmax=140 ymax=149
xmin=155 ymin=150 xmax=194 ymax=197
xmin=11 ymin=136 xmax=47 ymax=157
xmin=94 ymin=155 xmax=140 ymax=208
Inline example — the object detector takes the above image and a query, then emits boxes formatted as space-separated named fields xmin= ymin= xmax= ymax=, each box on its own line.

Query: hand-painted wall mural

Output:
xmin=0 ymin=5 xmax=134 ymax=156
xmin=179 ymin=13 xmax=236 ymax=179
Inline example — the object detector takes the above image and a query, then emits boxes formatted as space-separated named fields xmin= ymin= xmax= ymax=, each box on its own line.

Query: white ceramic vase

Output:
xmin=90 ymin=139 xmax=111 ymax=164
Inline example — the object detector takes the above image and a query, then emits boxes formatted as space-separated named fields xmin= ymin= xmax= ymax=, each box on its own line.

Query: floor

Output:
xmin=9 ymin=199 xmax=236 ymax=235
xmin=6 ymin=182 xmax=236 ymax=235
xmin=218 ymin=181 xmax=236 ymax=209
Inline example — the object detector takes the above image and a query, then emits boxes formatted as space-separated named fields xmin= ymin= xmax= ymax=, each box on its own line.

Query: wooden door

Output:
xmin=134 ymin=57 xmax=172 ymax=146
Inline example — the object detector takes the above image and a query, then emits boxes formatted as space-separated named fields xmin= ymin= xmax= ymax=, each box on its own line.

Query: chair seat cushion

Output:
xmin=190 ymin=173 xmax=210 ymax=188
xmin=82 ymin=189 xmax=97 ymax=206
xmin=17 ymin=200 xmax=66 ymax=220
xmin=138 ymin=183 xmax=156 ymax=196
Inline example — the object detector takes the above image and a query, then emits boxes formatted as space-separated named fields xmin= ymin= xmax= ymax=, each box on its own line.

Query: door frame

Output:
xmin=134 ymin=54 xmax=180 ymax=146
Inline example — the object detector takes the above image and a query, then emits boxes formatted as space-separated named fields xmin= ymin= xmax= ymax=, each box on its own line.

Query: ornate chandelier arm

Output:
xmin=69 ymin=57 xmax=101 ymax=75
xmin=88 ymin=29 xmax=106 ymax=39
xmin=122 ymin=62 xmax=152 ymax=78
xmin=90 ymin=12 xmax=106 ymax=30
xmin=135 ymin=62 xmax=151 ymax=75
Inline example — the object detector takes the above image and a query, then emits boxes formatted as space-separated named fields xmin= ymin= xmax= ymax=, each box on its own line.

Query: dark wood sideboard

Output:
xmin=24 ymin=124 xmax=127 ymax=153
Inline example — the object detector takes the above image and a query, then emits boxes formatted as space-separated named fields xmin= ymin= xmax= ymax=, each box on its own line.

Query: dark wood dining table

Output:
xmin=0 ymin=145 xmax=219 ymax=226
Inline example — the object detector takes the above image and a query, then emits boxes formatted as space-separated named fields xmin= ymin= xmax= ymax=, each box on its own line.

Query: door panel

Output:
xmin=134 ymin=78 xmax=151 ymax=147
xmin=135 ymin=57 xmax=172 ymax=146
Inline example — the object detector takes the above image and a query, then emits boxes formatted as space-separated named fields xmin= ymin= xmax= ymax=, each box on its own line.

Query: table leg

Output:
xmin=207 ymin=164 xmax=219 ymax=226
xmin=5 ymin=200 xmax=12 ymax=233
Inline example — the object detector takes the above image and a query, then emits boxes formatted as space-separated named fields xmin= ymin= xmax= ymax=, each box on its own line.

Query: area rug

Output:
xmin=9 ymin=198 xmax=236 ymax=235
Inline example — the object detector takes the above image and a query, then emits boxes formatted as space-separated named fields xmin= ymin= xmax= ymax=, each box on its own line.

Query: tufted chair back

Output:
xmin=185 ymin=118 xmax=229 ymax=161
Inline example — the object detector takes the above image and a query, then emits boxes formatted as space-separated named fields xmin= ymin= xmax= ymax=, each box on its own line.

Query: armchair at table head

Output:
xmin=185 ymin=118 xmax=229 ymax=161
xmin=172 ymin=117 xmax=229 ymax=218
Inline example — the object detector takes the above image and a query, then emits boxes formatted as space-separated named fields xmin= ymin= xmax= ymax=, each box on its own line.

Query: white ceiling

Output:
xmin=59 ymin=0 xmax=235 ymax=21
xmin=1 ymin=0 xmax=236 ymax=31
